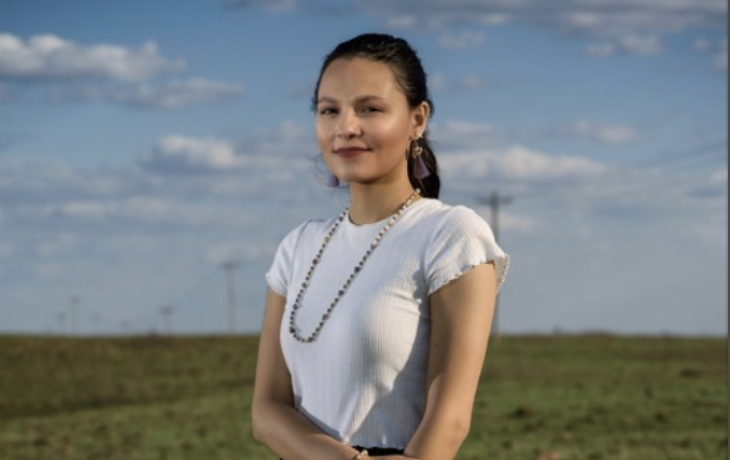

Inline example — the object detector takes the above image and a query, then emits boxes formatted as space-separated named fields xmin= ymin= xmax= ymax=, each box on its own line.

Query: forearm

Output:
xmin=403 ymin=414 xmax=468 ymax=460
xmin=252 ymin=400 xmax=360 ymax=460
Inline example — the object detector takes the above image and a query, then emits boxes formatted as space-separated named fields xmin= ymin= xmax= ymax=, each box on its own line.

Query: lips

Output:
xmin=334 ymin=146 xmax=370 ymax=158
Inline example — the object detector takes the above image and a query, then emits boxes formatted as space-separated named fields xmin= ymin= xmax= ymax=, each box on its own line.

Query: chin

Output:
xmin=334 ymin=170 xmax=373 ymax=184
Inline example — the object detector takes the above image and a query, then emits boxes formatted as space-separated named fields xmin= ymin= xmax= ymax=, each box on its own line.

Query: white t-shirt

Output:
xmin=266 ymin=198 xmax=509 ymax=449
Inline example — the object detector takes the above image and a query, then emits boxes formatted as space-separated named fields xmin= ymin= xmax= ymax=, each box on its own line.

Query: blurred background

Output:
xmin=0 ymin=0 xmax=727 ymax=337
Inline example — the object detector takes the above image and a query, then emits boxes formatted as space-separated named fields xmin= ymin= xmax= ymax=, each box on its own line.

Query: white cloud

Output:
xmin=692 ymin=36 xmax=727 ymax=72
xmin=586 ymin=34 xmax=663 ymax=57
xmin=434 ymin=120 xmax=498 ymax=137
xmin=438 ymin=31 xmax=486 ymax=49
xmin=205 ymin=241 xmax=277 ymax=265
xmin=284 ymin=79 xmax=316 ymax=99
xmin=439 ymin=145 xmax=609 ymax=181
xmin=459 ymin=74 xmax=490 ymax=90
xmin=45 ymin=78 xmax=244 ymax=109
xmin=427 ymin=73 xmax=448 ymax=92
xmin=118 ymin=78 xmax=243 ymax=109
xmin=431 ymin=120 xmax=506 ymax=149
xmin=0 ymin=34 xmax=244 ymax=108
xmin=496 ymin=145 xmax=609 ymax=179
xmin=49 ymin=197 xmax=256 ymax=227
xmin=138 ymin=124 xmax=316 ymax=184
xmin=36 ymin=233 xmax=75 ymax=256
xmin=385 ymin=15 xmax=417 ymax=29
xmin=473 ymin=207 xmax=542 ymax=233
xmin=58 ymin=197 xmax=172 ymax=222
xmin=0 ymin=33 xmax=184 ymax=82
xmin=694 ymin=37 xmax=712 ymax=51
xmin=710 ymin=167 xmax=728 ymax=184
xmin=142 ymin=135 xmax=247 ymax=173
xmin=617 ymin=34 xmax=663 ymax=55
xmin=424 ymin=73 xmax=497 ymax=92
xmin=554 ymin=120 xmax=640 ymax=144
xmin=0 ymin=158 xmax=144 ymax=209
xmin=358 ymin=0 xmax=725 ymax=58
xmin=224 ymin=0 xmax=297 ymax=13
xmin=365 ymin=0 xmax=727 ymax=32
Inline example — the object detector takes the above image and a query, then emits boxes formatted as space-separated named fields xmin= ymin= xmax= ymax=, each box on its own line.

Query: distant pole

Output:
xmin=90 ymin=313 xmax=101 ymax=335
xmin=479 ymin=191 xmax=513 ymax=344
xmin=222 ymin=261 xmax=239 ymax=335
xmin=160 ymin=305 xmax=174 ymax=334
xmin=57 ymin=312 xmax=67 ymax=335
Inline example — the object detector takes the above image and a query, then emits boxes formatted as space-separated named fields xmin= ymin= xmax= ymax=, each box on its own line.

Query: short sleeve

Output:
xmin=265 ymin=222 xmax=309 ymax=298
xmin=424 ymin=206 xmax=509 ymax=296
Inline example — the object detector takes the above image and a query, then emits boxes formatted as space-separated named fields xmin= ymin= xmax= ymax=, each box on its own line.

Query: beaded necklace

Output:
xmin=289 ymin=189 xmax=421 ymax=343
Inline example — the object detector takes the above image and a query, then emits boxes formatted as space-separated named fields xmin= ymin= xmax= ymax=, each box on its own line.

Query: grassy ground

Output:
xmin=0 ymin=334 xmax=726 ymax=460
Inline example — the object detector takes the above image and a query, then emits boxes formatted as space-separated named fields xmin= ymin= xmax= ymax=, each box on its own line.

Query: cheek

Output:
xmin=373 ymin=118 xmax=410 ymax=151
xmin=315 ymin=120 xmax=331 ymax=149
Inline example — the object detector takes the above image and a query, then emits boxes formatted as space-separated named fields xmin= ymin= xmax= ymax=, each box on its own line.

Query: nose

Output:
xmin=335 ymin=110 xmax=362 ymax=138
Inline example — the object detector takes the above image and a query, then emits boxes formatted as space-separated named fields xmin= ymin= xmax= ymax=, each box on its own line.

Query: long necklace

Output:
xmin=289 ymin=189 xmax=421 ymax=343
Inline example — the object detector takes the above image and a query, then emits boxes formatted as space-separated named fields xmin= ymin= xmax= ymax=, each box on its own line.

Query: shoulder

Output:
xmin=418 ymin=200 xmax=509 ymax=294
xmin=276 ymin=217 xmax=334 ymax=249
xmin=282 ymin=213 xmax=342 ymax=238
xmin=416 ymin=199 xmax=493 ymax=236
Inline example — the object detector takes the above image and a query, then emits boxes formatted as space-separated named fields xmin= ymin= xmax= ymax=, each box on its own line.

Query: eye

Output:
xmin=362 ymin=106 xmax=382 ymax=113
xmin=318 ymin=107 xmax=338 ymax=115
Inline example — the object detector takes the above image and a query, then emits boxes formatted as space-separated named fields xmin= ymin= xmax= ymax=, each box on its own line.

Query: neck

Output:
xmin=348 ymin=181 xmax=419 ymax=225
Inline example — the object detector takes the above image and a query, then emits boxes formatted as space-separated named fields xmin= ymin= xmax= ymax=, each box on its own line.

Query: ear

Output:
xmin=411 ymin=101 xmax=430 ymax=139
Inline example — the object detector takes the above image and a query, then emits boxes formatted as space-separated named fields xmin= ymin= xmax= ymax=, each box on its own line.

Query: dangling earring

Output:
xmin=411 ymin=139 xmax=430 ymax=179
xmin=327 ymin=172 xmax=340 ymax=188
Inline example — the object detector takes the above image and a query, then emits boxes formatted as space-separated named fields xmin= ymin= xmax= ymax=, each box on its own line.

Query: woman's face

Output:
xmin=315 ymin=57 xmax=428 ymax=187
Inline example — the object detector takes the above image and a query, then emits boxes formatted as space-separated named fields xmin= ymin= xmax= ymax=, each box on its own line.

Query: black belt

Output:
xmin=280 ymin=446 xmax=404 ymax=459
xmin=354 ymin=446 xmax=405 ymax=456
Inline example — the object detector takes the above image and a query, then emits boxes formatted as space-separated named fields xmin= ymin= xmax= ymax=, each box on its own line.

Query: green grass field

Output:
xmin=0 ymin=334 xmax=726 ymax=460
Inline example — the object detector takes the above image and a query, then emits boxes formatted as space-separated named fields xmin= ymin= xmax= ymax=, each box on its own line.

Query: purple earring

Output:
xmin=327 ymin=172 xmax=340 ymax=188
xmin=411 ymin=140 xmax=430 ymax=180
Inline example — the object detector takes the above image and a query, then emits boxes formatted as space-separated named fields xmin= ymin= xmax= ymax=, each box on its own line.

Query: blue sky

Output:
xmin=0 ymin=0 xmax=727 ymax=336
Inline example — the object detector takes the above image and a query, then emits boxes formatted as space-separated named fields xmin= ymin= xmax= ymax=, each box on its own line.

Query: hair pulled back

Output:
xmin=313 ymin=33 xmax=440 ymax=199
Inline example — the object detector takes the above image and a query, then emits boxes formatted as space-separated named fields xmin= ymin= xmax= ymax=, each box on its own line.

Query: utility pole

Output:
xmin=479 ymin=190 xmax=513 ymax=344
xmin=90 ymin=313 xmax=101 ymax=335
xmin=159 ymin=305 xmax=174 ymax=334
xmin=222 ymin=261 xmax=239 ymax=335
xmin=57 ymin=312 xmax=67 ymax=335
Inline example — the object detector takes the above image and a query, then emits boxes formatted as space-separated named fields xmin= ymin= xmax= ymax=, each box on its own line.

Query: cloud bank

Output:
xmin=0 ymin=33 xmax=244 ymax=109
xmin=0 ymin=34 xmax=183 ymax=82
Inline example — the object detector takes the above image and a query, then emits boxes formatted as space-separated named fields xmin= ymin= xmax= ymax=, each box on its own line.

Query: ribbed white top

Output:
xmin=266 ymin=198 xmax=508 ymax=448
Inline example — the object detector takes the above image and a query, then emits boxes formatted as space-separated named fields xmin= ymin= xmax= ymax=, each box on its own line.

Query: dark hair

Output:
xmin=313 ymin=33 xmax=441 ymax=199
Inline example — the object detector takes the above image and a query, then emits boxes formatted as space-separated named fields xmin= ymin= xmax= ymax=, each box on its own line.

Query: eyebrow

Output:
xmin=316 ymin=95 xmax=385 ymax=105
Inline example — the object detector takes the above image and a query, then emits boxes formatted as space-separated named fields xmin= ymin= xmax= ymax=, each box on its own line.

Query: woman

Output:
xmin=252 ymin=33 xmax=509 ymax=460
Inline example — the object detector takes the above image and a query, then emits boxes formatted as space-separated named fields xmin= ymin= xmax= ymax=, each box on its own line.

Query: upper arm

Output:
xmin=423 ymin=262 xmax=498 ymax=431
xmin=253 ymin=288 xmax=293 ymax=409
